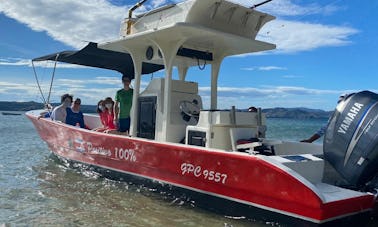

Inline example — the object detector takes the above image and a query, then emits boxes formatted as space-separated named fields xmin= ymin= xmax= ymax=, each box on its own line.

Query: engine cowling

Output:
xmin=324 ymin=90 xmax=378 ymax=188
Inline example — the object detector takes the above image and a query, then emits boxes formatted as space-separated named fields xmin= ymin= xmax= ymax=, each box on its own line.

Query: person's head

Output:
xmin=61 ymin=94 xmax=73 ymax=107
xmin=337 ymin=93 xmax=354 ymax=104
xmin=97 ymin=100 xmax=104 ymax=113
xmin=248 ymin=106 xmax=257 ymax=112
xmin=72 ymin=98 xmax=81 ymax=109
xmin=338 ymin=94 xmax=346 ymax=104
xmin=122 ymin=75 xmax=131 ymax=87
xmin=104 ymin=97 xmax=114 ymax=110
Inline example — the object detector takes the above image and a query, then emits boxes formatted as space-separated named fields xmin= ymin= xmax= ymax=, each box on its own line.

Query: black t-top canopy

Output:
xmin=32 ymin=42 xmax=164 ymax=79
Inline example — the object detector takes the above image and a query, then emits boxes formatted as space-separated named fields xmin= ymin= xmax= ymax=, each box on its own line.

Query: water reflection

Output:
xmin=32 ymin=156 xmax=266 ymax=226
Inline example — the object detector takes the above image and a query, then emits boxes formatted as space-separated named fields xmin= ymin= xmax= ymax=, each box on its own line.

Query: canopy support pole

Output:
xmin=47 ymin=54 xmax=60 ymax=105
xmin=152 ymin=38 xmax=187 ymax=141
xmin=178 ymin=65 xmax=188 ymax=81
xmin=210 ymin=59 xmax=223 ymax=109
xmin=129 ymin=53 xmax=143 ymax=137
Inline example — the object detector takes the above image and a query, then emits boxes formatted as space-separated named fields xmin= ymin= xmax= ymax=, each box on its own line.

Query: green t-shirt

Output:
xmin=115 ymin=88 xmax=133 ymax=119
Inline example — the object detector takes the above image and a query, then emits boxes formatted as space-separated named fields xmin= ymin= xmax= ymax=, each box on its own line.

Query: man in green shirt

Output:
xmin=114 ymin=75 xmax=133 ymax=134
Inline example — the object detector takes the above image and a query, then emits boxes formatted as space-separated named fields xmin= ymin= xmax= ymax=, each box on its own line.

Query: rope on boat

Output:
xmin=46 ymin=54 xmax=60 ymax=104
xmin=32 ymin=53 xmax=59 ymax=116
xmin=32 ymin=60 xmax=47 ymax=105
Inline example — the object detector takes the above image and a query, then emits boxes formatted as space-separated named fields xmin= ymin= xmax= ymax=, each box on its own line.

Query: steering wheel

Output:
xmin=179 ymin=100 xmax=200 ymax=121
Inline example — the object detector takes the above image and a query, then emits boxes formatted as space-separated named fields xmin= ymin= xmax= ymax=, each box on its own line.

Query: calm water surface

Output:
xmin=0 ymin=114 xmax=375 ymax=226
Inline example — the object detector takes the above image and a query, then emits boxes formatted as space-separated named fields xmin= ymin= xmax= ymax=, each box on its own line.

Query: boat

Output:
xmin=26 ymin=0 xmax=378 ymax=225
xmin=1 ymin=112 xmax=22 ymax=116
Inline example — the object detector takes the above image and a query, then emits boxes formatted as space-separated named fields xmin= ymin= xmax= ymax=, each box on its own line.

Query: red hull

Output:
xmin=27 ymin=112 xmax=375 ymax=223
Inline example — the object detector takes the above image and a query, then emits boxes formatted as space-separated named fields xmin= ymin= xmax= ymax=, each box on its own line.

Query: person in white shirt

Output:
xmin=51 ymin=94 xmax=73 ymax=122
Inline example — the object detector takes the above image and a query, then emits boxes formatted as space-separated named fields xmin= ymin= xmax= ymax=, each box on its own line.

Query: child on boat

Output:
xmin=95 ymin=98 xmax=117 ymax=133
xmin=51 ymin=93 xmax=73 ymax=123
xmin=66 ymin=98 xmax=85 ymax=128
xmin=114 ymin=75 xmax=133 ymax=135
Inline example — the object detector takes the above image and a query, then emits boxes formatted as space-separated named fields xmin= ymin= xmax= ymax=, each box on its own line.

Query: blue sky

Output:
xmin=1 ymin=0 xmax=378 ymax=110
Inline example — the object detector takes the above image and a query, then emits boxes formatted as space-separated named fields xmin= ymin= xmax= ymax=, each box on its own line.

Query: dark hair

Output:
xmin=74 ymin=98 xmax=81 ymax=104
xmin=122 ymin=75 xmax=131 ymax=82
xmin=96 ymin=100 xmax=104 ymax=113
xmin=104 ymin=97 xmax=114 ymax=105
xmin=61 ymin=93 xmax=73 ymax=103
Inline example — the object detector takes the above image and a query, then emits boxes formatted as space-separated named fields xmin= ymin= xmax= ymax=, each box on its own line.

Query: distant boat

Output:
xmin=1 ymin=112 xmax=22 ymax=116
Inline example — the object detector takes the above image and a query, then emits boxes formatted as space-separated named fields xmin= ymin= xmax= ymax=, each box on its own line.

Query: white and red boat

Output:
xmin=26 ymin=0 xmax=378 ymax=225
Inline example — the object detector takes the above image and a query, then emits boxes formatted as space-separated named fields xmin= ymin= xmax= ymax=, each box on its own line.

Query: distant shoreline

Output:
xmin=0 ymin=101 xmax=332 ymax=119
xmin=0 ymin=101 xmax=97 ymax=113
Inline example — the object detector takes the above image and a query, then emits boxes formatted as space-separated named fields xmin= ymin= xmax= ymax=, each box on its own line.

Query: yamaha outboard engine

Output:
xmin=324 ymin=90 xmax=378 ymax=188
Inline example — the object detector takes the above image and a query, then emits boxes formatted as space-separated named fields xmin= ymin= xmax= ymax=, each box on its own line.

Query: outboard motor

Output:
xmin=324 ymin=90 xmax=378 ymax=188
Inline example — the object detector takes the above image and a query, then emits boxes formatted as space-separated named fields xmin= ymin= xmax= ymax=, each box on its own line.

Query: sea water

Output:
xmin=0 ymin=113 xmax=375 ymax=226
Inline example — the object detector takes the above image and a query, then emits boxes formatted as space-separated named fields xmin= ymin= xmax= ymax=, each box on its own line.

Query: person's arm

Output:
xmin=300 ymin=133 xmax=320 ymax=143
xmin=50 ymin=108 xmax=56 ymax=120
xmin=79 ymin=112 xmax=85 ymax=128
xmin=301 ymin=124 xmax=327 ymax=143
xmin=114 ymin=100 xmax=119 ymax=122
xmin=62 ymin=107 xmax=69 ymax=123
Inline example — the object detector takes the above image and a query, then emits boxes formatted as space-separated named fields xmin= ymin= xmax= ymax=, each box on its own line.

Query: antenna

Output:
xmin=250 ymin=0 xmax=273 ymax=9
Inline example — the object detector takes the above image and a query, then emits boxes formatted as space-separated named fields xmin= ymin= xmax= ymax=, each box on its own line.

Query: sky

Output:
xmin=1 ymin=0 xmax=378 ymax=111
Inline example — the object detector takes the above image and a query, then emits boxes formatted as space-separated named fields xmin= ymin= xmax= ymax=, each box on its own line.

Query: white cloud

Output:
xmin=0 ymin=77 xmax=373 ymax=110
xmin=228 ymin=0 xmax=358 ymax=55
xmin=90 ymin=77 xmax=120 ymax=85
xmin=0 ymin=81 xmax=25 ymax=87
xmin=0 ymin=0 xmax=129 ymax=48
xmin=259 ymin=66 xmax=287 ymax=71
xmin=0 ymin=81 xmax=40 ymax=96
xmin=282 ymin=75 xmax=302 ymax=79
xmin=0 ymin=58 xmax=30 ymax=66
xmin=151 ymin=0 xmax=168 ymax=8
xmin=241 ymin=66 xmax=287 ymax=71
xmin=232 ymin=0 xmax=341 ymax=17
xmin=0 ymin=58 xmax=89 ymax=68
xmin=0 ymin=0 xmax=364 ymax=110
xmin=0 ymin=0 xmax=357 ymax=54
xmin=49 ymin=87 xmax=119 ymax=104
xmin=57 ymin=77 xmax=120 ymax=86
xmin=259 ymin=20 xmax=358 ymax=54
xmin=200 ymin=85 xmax=336 ymax=97
xmin=198 ymin=85 xmax=351 ymax=110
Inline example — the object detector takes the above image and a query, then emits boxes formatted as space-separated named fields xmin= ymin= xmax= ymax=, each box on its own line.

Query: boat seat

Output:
xmin=236 ymin=141 xmax=262 ymax=150
xmin=229 ymin=127 xmax=258 ymax=151
xmin=235 ymin=138 xmax=279 ymax=155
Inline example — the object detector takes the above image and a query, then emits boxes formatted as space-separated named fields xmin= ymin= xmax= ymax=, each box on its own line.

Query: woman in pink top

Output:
xmin=94 ymin=100 xmax=107 ymax=132
xmin=103 ymin=97 xmax=116 ymax=131
xmin=94 ymin=98 xmax=117 ymax=133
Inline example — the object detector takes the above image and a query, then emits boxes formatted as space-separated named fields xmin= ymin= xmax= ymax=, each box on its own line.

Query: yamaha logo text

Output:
xmin=337 ymin=102 xmax=364 ymax=134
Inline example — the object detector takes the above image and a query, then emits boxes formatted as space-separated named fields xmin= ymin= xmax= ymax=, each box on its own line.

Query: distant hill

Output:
xmin=262 ymin=107 xmax=332 ymax=119
xmin=0 ymin=101 xmax=44 ymax=111
xmin=0 ymin=101 xmax=332 ymax=118
xmin=0 ymin=101 xmax=97 ymax=113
